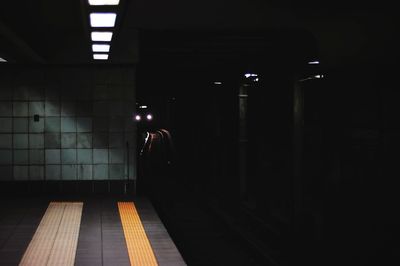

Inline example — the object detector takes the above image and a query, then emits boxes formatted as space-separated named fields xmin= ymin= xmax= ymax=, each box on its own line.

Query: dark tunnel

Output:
xmin=1 ymin=1 xmax=400 ymax=265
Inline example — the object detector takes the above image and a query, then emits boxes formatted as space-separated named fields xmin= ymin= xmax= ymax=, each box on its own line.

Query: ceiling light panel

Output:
xmin=90 ymin=13 xmax=117 ymax=27
xmin=93 ymin=54 xmax=109 ymax=60
xmin=91 ymin=31 xmax=113 ymax=42
xmin=92 ymin=44 xmax=110 ymax=52
xmin=88 ymin=0 xmax=120 ymax=5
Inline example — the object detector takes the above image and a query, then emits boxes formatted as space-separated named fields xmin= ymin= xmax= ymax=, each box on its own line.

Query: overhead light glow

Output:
xmin=88 ymin=0 xmax=120 ymax=5
xmin=245 ymin=73 xmax=258 ymax=78
xmin=139 ymin=105 xmax=148 ymax=109
xmin=214 ymin=82 xmax=222 ymax=85
xmin=308 ymin=61 xmax=320 ymax=65
xmin=92 ymin=44 xmax=110 ymax=52
xmin=146 ymin=114 xmax=153 ymax=120
xmin=135 ymin=115 xmax=141 ymax=121
xmin=0 ymin=57 xmax=6 ymax=63
xmin=90 ymin=13 xmax=117 ymax=27
xmin=93 ymin=54 xmax=109 ymax=60
xmin=91 ymin=31 xmax=113 ymax=42
xmin=299 ymin=74 xmax=325 ymax=82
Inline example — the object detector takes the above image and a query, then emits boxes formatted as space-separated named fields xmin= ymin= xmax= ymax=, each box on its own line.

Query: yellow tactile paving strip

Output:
xmin=19 ymin=202 xmax=83 ymax=266
xmin=118 ymin=202 xmax=158 ymax=266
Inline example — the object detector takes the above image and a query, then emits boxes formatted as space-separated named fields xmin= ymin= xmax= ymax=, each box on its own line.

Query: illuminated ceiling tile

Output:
xmin=90 ymin=13 xmax=117 ymax=27
xmin=92 ymin=44 xmax=110 ymax=52
xmin=88 ymin=0 xmax=120 ymax=5
xmin=93 ymin=54 xmax=109 ymax=60
xmin=91 ymin=31 xmax=113 ymax=42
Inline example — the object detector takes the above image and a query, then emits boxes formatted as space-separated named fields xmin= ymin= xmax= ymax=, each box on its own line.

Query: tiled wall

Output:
xmin=0 ymin=66 xmax=136 ymax=181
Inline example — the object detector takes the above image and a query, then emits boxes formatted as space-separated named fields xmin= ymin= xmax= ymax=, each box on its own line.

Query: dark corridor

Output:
xmin=1 ymin=1 xmax=400 ymax=266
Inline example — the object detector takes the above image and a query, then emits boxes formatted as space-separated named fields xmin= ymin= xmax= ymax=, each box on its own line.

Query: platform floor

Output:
xmin=0 ymin=197 xmax=186 ymax=266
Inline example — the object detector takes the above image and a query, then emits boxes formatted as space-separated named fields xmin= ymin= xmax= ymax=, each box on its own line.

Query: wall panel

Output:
xmin=0 ymin=66 xmax=136 ymax=182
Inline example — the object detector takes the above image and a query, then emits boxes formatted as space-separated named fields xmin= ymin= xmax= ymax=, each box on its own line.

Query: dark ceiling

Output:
xmin=0 ymin=0 xmax=399 ymax=68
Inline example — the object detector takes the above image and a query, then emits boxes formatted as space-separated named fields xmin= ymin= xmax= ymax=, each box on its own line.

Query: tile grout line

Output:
xmin=0 ymin=203 xmax=30 ymax=251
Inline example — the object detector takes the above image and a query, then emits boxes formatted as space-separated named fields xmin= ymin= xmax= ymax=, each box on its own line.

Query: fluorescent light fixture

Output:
xmin=88 ymin=0 xmax=120 ymax=5
xmin=90 ymin=13 xmax=117 ymax=27
xmin=0 ymin=57 xmax=6 ymax=62
xmin=92 ymin=44 xmax=110 ymax=52
xmin=139 ymin=105 xmax=148 ymax=109
xmin=91 ymin=31 xmax=113 ymax=42
xmin=299 ymin=74 xmax=325 ymax=82
xmin=214 ymin=81 xmax=222 ymax=85
xmin=308 ymin=61 xmax=320 ymax=65
xmin=93 ymin=54 xmax=109 ymax=60
xmin=245 ymin=73 xmax=258 ymax=78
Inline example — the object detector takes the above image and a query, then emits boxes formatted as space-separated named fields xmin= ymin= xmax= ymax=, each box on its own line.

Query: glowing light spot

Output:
xmin=245 ymin=73 xmax=258 ymax=78
xmin=92 ymin=44 xmax=110 ymax=52
xmin=91 ymin=31 xmax=113 ymax=42
xmin=93 ymin=54 xmax=109 ymax=60
xmin=88 ymin=0 xmax=120 ymax=5
xmin=90 ymin=13 xmax=117 ymax=27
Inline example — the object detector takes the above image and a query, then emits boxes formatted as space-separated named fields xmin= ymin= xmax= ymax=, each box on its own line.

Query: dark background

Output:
xmin=1 ymin=1 xmax=400 ymax=265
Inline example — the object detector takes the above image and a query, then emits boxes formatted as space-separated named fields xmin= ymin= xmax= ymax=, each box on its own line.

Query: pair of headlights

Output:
xmin=135 ymin=114 xmax=152 ymax=121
